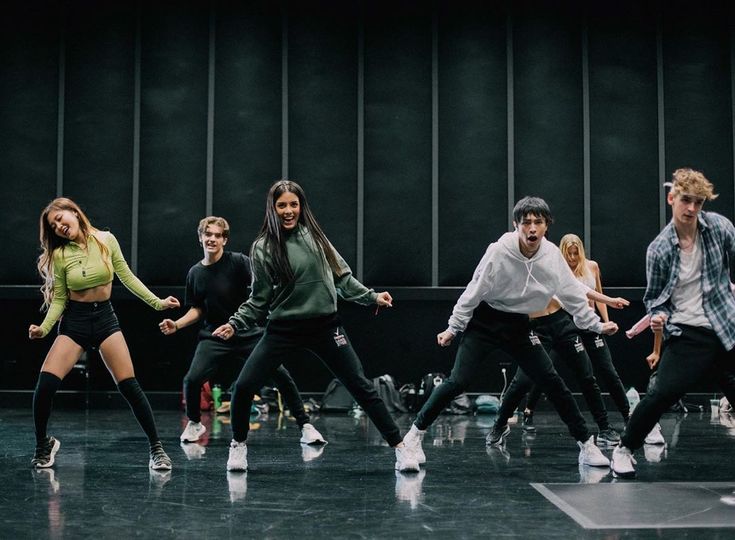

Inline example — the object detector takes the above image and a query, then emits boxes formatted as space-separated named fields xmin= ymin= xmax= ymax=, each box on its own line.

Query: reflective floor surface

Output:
xmin=2 ymin=406 xmax=735 ymax=538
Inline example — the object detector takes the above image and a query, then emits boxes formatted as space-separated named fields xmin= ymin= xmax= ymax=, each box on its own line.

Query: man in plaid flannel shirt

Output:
xmin=612 ymin=168 xmax=735 ymax=478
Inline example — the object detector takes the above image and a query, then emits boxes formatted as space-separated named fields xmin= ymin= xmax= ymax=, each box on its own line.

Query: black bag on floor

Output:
xmin=399 ymin=383 xmax=418 ymax=412
xmin=416 ymin=372 xmax=446 ymax=409
xmin=445 ymin=393 xmax=473 ymax=415
xmin=320 ymin=378 xmax=356 ymax=412
xmin=372 ymin=374 xmax=408 ymax=413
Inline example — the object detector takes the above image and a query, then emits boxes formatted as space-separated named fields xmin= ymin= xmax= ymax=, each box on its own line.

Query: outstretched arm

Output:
xmin=585 ymin=288 xmax=629 ymax=310
xmin=159 ymin=306 xmax=202 ymax=335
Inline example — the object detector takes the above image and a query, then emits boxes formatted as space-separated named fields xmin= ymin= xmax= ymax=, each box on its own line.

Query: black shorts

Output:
xmin=58 ymin=300 xmax=121 ymax=350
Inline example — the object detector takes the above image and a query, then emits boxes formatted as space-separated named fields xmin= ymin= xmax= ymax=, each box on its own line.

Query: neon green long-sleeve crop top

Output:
xmin=38 ymin=231 xmax=165 ymax=337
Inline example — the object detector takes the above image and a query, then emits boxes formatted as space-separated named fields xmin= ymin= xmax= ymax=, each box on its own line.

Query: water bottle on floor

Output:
xmin=626 ymin=387 xmax=640 ymax=412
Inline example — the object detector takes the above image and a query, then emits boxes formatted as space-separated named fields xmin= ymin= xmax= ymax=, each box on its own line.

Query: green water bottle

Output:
xmin=212 ymin=384 xmax=222 ymax=411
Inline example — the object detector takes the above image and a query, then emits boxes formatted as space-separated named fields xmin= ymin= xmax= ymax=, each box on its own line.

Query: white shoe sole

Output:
xmin=612 ymin=468 xmax=636 ymax=479
xmin=300 ymin=437 xmax=327 ymax=445
xmin=149 ymin=460 xmax=172 ymax=471
xmin=395 ymin=461 xmax=420 ymax=473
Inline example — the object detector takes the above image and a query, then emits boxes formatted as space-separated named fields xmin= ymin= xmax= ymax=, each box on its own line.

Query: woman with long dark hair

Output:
xmin=212 ymin=180 xmax=418 ymax=473
xmin=28 ymin=197 xmax=179 ymax=470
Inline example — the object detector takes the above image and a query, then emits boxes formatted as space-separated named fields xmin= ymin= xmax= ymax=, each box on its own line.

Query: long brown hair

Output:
xmin=253 ymin=180 xmax=341 ymax=284
xmin=37 ymin=198 xmax=109 ymax=310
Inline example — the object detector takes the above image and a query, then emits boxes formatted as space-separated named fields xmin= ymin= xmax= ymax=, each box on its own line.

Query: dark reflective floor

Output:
xmin=2 ymin=406 xmax=735 ymax=538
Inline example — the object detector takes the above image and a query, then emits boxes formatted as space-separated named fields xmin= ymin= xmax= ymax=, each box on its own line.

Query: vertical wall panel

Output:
xmin=63 ymin=1 xmax=135 ymax=251
xmin=364 ymin=5 xmax=433 ymax=285
xmin=438 ymin=3 xmax=508 ymax=285
xmin=0 ymin=1 xmax=60 ymax=283
xmin=513 ymin=7 xmax=584 ymax=245
xmin=663 ymin=5 xmax=734 ymax=219
xmin=288 ymin=4 xmax=359 ymax=265
xmin=138 ymin=4 xmax=209 ymax=284
xmin=588 ymin=4 xmax=659 ymax=286
xmin=212 ymin=1 xmax=282 ymax=249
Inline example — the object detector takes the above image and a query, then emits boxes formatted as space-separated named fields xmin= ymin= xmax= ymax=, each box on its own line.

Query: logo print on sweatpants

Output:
xmin=333 ymin=329 xmax=347 ymax=347
xmin=594 ymin=336 xmax=605 ymax=348
xmin=528 ymin=331 xmax=541 ymax=346
xmin=573 ymin=337 xmax=585 ymax=353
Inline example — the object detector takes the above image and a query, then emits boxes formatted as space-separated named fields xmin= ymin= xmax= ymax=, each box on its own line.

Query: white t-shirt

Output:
xmin=670 ymin=234 xmax=711 ymax=329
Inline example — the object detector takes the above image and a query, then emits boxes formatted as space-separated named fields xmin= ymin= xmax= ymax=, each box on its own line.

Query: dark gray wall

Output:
xmin=2 ymin=0 xmax=734 ymax=395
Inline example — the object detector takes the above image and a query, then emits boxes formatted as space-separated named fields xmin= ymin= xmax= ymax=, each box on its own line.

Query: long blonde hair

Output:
xmin=37 ymin=198 xmax=110 ymax=310
xmin=559 ymin=233 xmax=590 ymax=280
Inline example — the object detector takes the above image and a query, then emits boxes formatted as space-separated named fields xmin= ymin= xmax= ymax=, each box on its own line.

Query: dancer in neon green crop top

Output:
xmin=27 ymin=197 xmax=179 ymax=471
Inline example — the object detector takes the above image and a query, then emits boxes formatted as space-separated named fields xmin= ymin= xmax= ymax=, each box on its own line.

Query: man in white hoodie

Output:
xmin=403 ymin=196 xmax=618 ymax=467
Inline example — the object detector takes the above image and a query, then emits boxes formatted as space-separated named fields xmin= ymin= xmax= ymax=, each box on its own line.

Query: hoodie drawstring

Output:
xmin=520 ymin=260 xmax=543 ymax=296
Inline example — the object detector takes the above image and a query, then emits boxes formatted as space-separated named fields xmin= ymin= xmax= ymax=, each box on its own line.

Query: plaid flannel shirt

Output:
xmin=644 ymin=211 xmax=735 ymax=350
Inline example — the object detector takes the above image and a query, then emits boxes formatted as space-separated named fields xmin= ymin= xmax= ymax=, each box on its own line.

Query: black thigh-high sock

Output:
xmin=117 ymin=377 xmax=159 ymax=445
xmin=33 ymin=371 xmax=63 ymax=445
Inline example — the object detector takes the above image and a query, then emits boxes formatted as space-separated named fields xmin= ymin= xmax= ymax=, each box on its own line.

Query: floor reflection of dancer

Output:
xmin=212 ymin=180 xmax=418 ymax=473
xmin=612 ymin=168 xmax=735 ymax=478
xmin=28 ymin=197 xmax=178 ymax=470
xmin=159 ymin=216 xmax=325 ymax=448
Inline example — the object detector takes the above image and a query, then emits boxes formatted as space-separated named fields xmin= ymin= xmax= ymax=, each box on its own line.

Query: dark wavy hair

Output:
xmin=253 ymin=180 xmax=341 ymax=284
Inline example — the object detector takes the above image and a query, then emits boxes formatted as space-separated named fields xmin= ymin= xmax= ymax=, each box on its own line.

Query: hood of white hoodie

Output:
xmin=447 ymin=231 xmax=602 ymax=334
xmin=483 ymin=231 xmax=564 ymax=313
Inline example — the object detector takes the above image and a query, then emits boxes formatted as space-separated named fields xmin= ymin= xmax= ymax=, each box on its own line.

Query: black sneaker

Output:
xmin=31 ymin=436 xmax=61 ymax=468
xmin=597 ymin=427 xmax=621 ymax=446
xmin=522 ymin=411 xmax=536 ymax=433
xmin=486 ymin=424 xmax=510 ymax=447
xmin=149 ymin=442 xmax=172 ymax=471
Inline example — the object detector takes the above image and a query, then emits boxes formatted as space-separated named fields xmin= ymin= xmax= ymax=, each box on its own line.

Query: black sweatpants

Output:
xmin=621 ymin=325 xmax=735 ymax=450
xmin=414 ymin=303 xmax=591 ymax=442
xmin=183 ymin=330 xmax=309 ymax=426
xmin=230 ymin=314 xmax=402 ymax=446
xmin=527 ymin=332 xmax=629 ymax=422
xmin=497 ymin=310 xmax=610 ymax=431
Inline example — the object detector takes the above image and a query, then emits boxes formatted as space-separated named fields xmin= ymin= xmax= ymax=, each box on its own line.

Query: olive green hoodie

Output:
xmin=228 ymin=225 xmax=377 ymax=331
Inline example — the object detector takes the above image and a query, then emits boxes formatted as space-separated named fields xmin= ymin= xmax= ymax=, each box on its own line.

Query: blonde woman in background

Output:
xmin=520 ymin=234 xmax=631 ymax=433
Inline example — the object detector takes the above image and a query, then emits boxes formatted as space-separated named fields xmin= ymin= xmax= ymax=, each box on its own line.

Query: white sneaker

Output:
xmin=644 ymin=423 xmax=665 ymax=445
xmin=394 ymin=445 xmax=420 ymax=473
xmin=402 ymin=425 xmax=426 ymax=465
xmin=299 ymin=423 xmax=327 ymax=445
xmin=180 ymin=421 xmax=206 ymax=443
xmin=227 ymin=440 xmax=248 ymax=472
xmin=611 ymin=444 xmax=637 ymax=478
xmin=643 ymin=443 xmax=666 ymax=463
xmin=577 ymin=436 xmax=610 ymax=467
